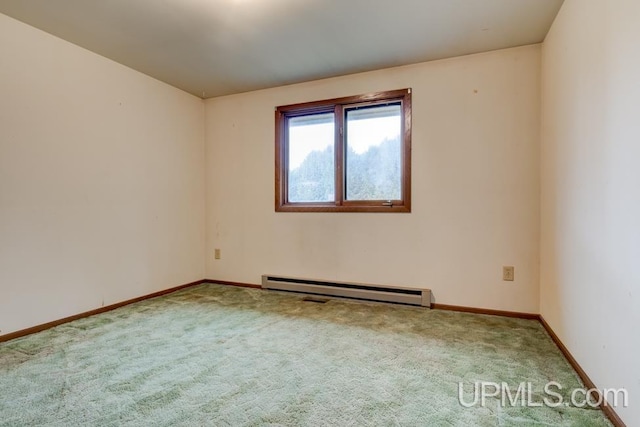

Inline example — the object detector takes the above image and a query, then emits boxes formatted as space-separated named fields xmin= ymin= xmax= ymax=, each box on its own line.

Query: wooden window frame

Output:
xmin=275 ymin=89 xmax=411 ymax=213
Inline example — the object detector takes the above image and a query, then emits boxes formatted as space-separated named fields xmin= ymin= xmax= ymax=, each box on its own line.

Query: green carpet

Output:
xmin=0 ymin=283 xmax=611 ymax=426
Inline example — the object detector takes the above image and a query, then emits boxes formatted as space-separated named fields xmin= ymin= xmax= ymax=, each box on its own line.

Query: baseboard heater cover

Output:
xmin=261 ymin=275 xmax=431 ymax=307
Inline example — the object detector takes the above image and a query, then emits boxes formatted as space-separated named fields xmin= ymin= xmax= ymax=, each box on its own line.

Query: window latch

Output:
xmin=382 ymin=201 xmax=393 ymax=207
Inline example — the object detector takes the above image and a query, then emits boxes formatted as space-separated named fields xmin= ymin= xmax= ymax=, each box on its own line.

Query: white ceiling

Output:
xmin=0 ymin=0 xmax=563 ymax=98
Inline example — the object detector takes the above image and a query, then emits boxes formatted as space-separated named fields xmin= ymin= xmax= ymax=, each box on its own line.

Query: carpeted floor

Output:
xmin=0 ymin=283 xmax=611 ymax=426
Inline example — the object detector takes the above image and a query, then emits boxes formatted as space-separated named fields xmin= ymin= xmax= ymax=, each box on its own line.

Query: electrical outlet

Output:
xmin=503 ymin=266 xmax=514 ymax=281
xmin=214 ymin=249 xmax=221 ymax=260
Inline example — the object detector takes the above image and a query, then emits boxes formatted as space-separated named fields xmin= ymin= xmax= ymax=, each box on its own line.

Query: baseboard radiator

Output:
xmin=261 ymin=275 xmax=431 ymax=307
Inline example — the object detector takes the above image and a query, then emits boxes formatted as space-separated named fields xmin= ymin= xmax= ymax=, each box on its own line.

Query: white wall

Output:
xmin=0 ymin=14 xmax=206 ymax=335
xmin=541 ymin=0 xmax=640 ymax=424
xmin=205 ymin=45 xmax=541 ymax=313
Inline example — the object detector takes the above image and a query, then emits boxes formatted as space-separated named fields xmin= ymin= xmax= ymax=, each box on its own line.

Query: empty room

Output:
xmin=0 ymin=0 xmax=637 ymax=426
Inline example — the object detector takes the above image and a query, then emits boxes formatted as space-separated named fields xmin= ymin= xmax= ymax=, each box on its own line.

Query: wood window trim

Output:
xmin=275 ymin=89 xmax=412 ymax=213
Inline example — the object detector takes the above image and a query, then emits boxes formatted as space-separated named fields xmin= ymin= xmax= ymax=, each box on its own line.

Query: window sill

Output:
xmin=275 ymin=204 xmax=411 ymax=213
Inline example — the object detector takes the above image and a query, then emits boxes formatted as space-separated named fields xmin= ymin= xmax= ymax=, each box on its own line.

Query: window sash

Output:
xmin=275 ymin=89 xmax=411 ymax=213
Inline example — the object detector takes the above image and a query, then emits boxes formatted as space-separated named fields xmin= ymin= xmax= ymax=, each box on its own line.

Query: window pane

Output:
xmin=345 ymin=103 xmax=402 ymax=201
xmin=288 ymin=112 xmax=335 ymax=203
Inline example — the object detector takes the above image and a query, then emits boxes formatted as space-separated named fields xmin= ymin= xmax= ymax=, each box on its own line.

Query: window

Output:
xmin=275 ymin=89 xmax=411 ymax=212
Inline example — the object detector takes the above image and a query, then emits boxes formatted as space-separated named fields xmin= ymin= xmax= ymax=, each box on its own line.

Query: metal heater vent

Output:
xmin=261 ymin=275 xmax=431 ymax=307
